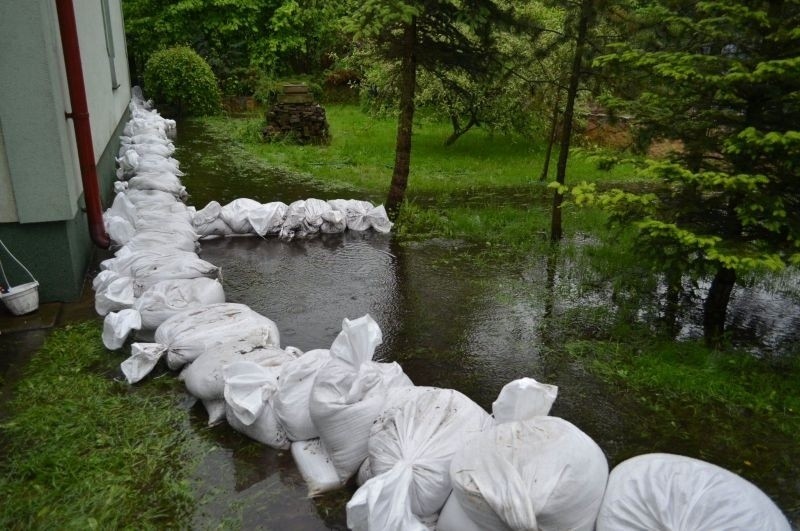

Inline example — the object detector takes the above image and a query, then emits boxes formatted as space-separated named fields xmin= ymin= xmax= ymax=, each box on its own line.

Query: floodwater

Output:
xmin=173 ymin=119 xmax=800 ymax=528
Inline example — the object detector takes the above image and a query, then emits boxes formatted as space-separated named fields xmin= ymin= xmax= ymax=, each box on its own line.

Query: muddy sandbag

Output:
xmin=222 ymin=361 xmax=289 ymax=446
xmin=308 ymin=315 xmax=414 ymax=490
xmin=182 ymin=346 xmax=297 ymax=426
xmin=94 ymin=272 xmax=135 ymax=316
xmin=119 ymin=231 xmax=198 ymax=258
xmin=365 ymin=204 xmax=393 ymax=233
xmin=292 ymin=438 xmax=343 ymax=496
xmin=320 ymin=209 xmax=346 ymax=234
xmin=596 ymin=453 xmax=791 ymax=531
xmin=328 ymin=199 xmax=374 ymax=231
xmin=280 ymin=200 xmax=307 ymax=239
xmin=438 ymin=416 xmax=608 ymax=531
xmin=302 ymin=198 xmax=330 ymax=234
xmin=128 ymin=254 xmax=219 ymax=296
xmin=347 ymin=386 xmax=489 ymax=531
xmin=274 ymin=349 xmax=331 ymax=441
xmin=120 ymin=303 xmax=280 ymax=382
xmin=102 ymin=249 xmax=200 ymax=277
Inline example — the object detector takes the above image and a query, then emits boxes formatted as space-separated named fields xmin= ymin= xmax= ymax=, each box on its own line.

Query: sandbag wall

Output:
xmin=94 ymin=93 xmax=792 ymax=531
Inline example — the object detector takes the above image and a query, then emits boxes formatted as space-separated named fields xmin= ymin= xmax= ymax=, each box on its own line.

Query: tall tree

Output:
xmin=585 ymin=0 xmax=800 ymax=346
xmin=347 ymin=0 xmax=517 ymax=218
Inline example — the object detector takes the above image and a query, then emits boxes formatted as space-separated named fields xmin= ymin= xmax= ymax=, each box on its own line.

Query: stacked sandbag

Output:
xmin=190 ymin=197 xmax=392 ymax=240
xmin=118 ymin=303 xmax=281 ymax=383
xmin=273 ymin=348 xmax=332 ymax=441
xmin=596 ymin=453 xmax=791 ymax=531
xmin=346 ymin=386 xmax=490 ymax=531
xmin=295 ymin=315 xmax=414 ymax=495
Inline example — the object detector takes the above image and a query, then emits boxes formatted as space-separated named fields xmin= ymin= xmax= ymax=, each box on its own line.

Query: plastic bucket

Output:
xmin=1 ymin=281 xmax=39 ymax=316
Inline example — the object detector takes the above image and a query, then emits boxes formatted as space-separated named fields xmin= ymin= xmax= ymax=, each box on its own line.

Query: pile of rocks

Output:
xmin=263 ymin=84 xmax=329 ymax=144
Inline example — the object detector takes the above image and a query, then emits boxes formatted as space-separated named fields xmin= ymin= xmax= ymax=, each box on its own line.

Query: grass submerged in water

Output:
xmin=0 ymin=321 xmax=209 ymax=530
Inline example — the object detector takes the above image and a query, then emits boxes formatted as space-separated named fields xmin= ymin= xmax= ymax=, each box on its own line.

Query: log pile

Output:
xmin=263 ymin=84 xmax=330 ymax=145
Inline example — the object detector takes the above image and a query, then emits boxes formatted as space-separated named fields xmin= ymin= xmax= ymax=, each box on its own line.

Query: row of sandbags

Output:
xmin=98 ymin=95 xmax=791 ymax=530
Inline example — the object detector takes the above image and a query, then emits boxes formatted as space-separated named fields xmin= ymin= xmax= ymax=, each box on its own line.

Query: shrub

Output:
xmin=143 ymin=46 xmax=221 ymax=116
xmin=253 ymin=75 xmax=323 ymax=106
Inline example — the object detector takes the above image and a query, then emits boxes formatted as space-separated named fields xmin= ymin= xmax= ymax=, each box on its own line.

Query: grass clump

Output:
xmin=0 ymin=322 xmax=208 ymax=530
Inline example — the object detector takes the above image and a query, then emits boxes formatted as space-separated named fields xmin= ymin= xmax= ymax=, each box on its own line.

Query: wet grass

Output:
xmin=0 ymin=322 xmax=209 ymax=530
xmin=198 ymin=106 xmax=640 ymax=251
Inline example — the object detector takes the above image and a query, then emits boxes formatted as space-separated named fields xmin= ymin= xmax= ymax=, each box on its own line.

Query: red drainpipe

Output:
xmin=55 ymin=0 xmax=110 ymax=249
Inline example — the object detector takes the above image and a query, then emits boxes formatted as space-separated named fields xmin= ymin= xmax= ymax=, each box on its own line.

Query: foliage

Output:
xmin=0 ymin=322 xmax=209 ymax=529
xmin=123 ymin=0 xmax=350 ymax=94
xmin=594 ymin=1 xmax=800 ymax=275
xmin=253 ymin=75 xmax=323 ymax=106
xmin=144 ymin=46 xmax=222 ymax=116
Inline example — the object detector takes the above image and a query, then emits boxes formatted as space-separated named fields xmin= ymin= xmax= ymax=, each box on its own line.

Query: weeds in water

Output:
xmin=0 ymin=322 xmax=209 ymax=529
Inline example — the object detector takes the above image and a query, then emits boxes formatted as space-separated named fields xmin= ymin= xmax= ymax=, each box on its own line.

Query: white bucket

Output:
xmin=1 ymin=281 xmax=40 ymax=315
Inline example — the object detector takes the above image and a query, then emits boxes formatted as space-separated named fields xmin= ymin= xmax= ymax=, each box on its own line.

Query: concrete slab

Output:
xmin=0 ymin=301 xmax=60 ymax=334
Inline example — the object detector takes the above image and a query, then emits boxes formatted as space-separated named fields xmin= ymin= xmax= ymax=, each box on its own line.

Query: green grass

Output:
xmin=0 ymin=322 xmax=209 ymax=530
xmin=200 ymin=105 xmax=639 ymax=250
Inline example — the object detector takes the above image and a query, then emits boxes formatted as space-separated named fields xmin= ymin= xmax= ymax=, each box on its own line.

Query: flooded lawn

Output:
xmin=173 ymin=119 xmax=800 ymax=528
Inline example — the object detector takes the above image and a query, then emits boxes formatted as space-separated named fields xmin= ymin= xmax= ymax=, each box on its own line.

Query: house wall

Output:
xmin=0 ymin=0 xmax=131 ymax=302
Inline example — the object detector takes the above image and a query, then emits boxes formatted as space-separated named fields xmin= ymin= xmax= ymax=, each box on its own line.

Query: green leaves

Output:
xmin=144 ymin=46 xmax=222 ymax=116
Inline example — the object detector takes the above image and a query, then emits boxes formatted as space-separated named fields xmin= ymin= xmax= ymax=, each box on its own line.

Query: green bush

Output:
xmin=144 ymin=46 xmax=221 ymax=116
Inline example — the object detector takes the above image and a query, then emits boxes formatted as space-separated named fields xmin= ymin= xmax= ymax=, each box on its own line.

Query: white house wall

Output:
xmin=0 ymin=0 xmax=130 ymax=225
xmin=75 ymin=0 xmax=131 ymax=163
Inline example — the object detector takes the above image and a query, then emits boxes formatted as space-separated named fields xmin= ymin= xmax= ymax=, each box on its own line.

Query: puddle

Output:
xmin=173 ymin=117 xmax=800 ymax=528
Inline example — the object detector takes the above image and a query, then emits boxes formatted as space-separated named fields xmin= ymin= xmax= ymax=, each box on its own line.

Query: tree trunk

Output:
xmin=385 ymin=17 xmax=418 ymax=220
xmin=703 ymin=266 xmax=736 ymax=348
xmin=444 ymin=114 xmax=478 ymax=147
xmin=550 ymin=0 xmax=593 ymax=242
xmin=539 ymin=91 xmax=562 ymax=181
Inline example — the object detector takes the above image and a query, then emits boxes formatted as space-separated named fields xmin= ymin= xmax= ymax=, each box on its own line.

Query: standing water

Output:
xmin=174 ymin=118 xmax=800 ymax=528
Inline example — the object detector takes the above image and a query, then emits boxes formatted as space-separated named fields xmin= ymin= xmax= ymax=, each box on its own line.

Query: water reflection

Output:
xmin=176 ymin=117 xmax=800 ymax=528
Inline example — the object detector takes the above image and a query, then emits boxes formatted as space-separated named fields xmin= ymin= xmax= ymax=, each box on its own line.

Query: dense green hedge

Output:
xmin=144 ymin=46 xmax=221 ymax=116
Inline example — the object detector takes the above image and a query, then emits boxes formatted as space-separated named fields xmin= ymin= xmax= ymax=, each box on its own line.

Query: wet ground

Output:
xmin=171 ymin=119 xmax=800 ymax=528
xmin=2 ymin=118 xmax=797 ymax=528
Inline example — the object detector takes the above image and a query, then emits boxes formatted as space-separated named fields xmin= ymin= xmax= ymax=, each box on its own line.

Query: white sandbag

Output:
xmin=292 ymin=439 xmax=343 ymax=496
xmin=103 ymin=249 xmax=200 ymax=277
xmin=131 ymin=219 xmax=198 ymax=243
xmin=134 ymin=154 xmax=183 ymax=176
xmin=106 ymin=192 xmax=139 ymax=226
xmin=95 ymin=275 xmax=135 ymax=316
xmin=117 ymin=150 xmax=139 ymax=175
xmin=121 ymin=133 xmax=173 ymax=146
xmin=220 ymin=198 xmax=262 ymax=234
xmin=248 ymin=201 xmax=287 ymax=236
xmin=492 ymin=377 xmax=558 ymax=423
xmin=119 ymin=141 xmax=174 ymax=158
xmin=438 ymin=416 xmax=609 ymax=531
xmin=329 ymin=199 xmax=374 ymax=232
xmin=192 ymin=201 xmax=228 ymax=236
xmin=120 ymin=303 xmax=279 ymax=383
xmin=127 ymin=172 xmax=187 ymax=200
xmin=308 ymin=315 xmax=414 ymax=489
xmin=135 ymin=278 xmax=226 ymax=330
xmin=120 ymin=230 xmax=198 ymax=255
xmin=302 ymin=198 xmax=330 ymax=234
xmin=129 ymin=255 xmax=219 ymax=297
xmin=279 ymin=199 xmax=307 ymax=239
xmin=365 ymin=204 xmax=393 ymax=233
xmin=595 ymin=453 xmax=791 ymax=531
xmin=320 ymin=209 xmax=346 ymax=233
xmin=274 ymin=349 xmax=331 ymax=441
xmin=102 ymin=309 xmax=141 ymax=350
xmin=183 ymin=346 xmax=296 ymax=426
xmin=222 ymin=361 xmax=289 ymax=446
xmin=124 ymin=189 xmax=181 ymax=208
xmin=347 ymin=386 xmax=489 ymax=531
xmin=105 ymin=215 xmax=136 ymax=246
xmin=114 ymin=181 xmax=129 ymax=194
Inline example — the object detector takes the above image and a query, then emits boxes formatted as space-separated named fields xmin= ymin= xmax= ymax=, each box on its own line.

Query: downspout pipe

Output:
xmin=55 ymin=0 xmax=110 ymax=249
